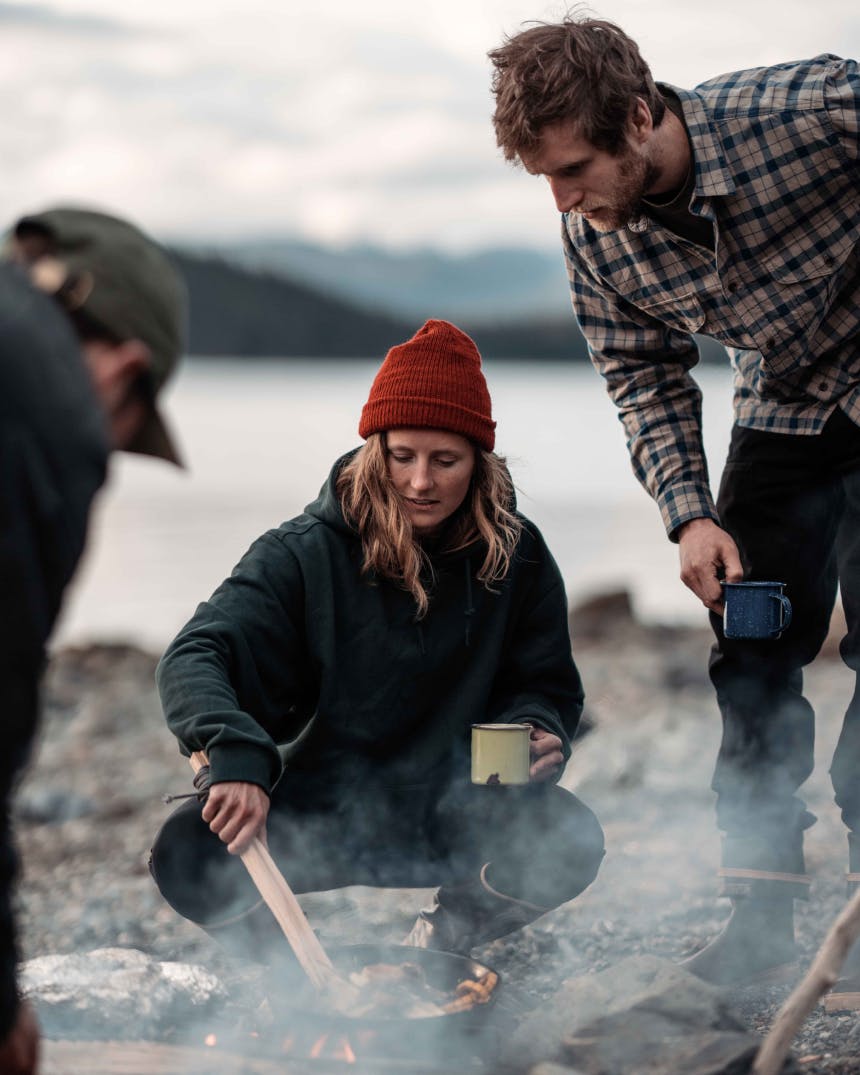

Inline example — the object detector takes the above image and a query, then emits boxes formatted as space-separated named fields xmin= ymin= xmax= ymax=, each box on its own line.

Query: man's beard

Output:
xmin=583 ymin=147 xmax=657 ymax=233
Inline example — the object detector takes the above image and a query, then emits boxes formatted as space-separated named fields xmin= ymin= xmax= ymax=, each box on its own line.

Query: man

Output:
xmin=0 ymin=207 xmax=186 ymax=1072
xmin=489 ymin=16 xmax=860 ymax=994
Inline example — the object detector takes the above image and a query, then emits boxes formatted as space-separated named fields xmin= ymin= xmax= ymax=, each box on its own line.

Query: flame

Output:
xmin=204 ymin=1033 xmax=217 ymax=1047
xmin=310 ymin=1034 xmax=328 ymax=1059
xmin=305 ymin=1032 xmax=357 ymax=1063
xmin=333 ymin=1036 xmax=357 ymax=1063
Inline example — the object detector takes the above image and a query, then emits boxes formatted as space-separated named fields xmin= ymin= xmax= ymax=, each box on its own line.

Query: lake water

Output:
xmin=53 ymin=357 xmax=736 ymax=651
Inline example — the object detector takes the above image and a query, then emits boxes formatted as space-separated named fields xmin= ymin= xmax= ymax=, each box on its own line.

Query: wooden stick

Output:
xmin=753 ymin=886 xmax=860 ymax=1075
xmin=189 ymin=751 xmax=336 ymax=990
xmin=42 ymin=1040 xmax=288 ymax=1075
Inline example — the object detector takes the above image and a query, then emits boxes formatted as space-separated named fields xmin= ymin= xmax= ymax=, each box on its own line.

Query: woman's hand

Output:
xmin=201 ymin=780 xmax=270 ymax=855
xmin=527 ymin=725 xmax=565 ymax=783
xmin=0 ymin=1000 xmax=39 ymax=1075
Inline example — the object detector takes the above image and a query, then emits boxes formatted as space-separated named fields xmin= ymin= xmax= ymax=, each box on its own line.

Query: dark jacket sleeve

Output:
xmin=0 ymin=269 xmax=107 ymax=1040
xmin=487 ymin=528 xmax=583 ymax=761
xmin=156 ymin=529 xmax=315 ymax=790
xmin=0 ymin=434 xmax=50 ymax=1041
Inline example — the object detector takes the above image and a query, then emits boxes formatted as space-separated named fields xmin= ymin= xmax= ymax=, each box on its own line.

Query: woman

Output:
xmin=150 ymin=319 xmax=604 ymax=958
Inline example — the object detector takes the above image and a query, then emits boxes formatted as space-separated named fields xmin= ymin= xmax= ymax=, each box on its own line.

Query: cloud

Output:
xmin=0 ymin=1 xmax=128 ymax=34
xmin=0 ymin=0 xmax=857 ymax=250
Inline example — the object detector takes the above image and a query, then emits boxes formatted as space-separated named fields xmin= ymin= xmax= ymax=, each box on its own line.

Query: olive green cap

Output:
xmin=9 ymin=206 xmax=187 ymax=466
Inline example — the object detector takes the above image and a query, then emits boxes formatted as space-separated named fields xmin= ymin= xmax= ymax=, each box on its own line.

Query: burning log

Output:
xmin=753 ymin=886 xmax=860 ymax=1075
xmin=440 ymin=972 xmax=500 ymax=1014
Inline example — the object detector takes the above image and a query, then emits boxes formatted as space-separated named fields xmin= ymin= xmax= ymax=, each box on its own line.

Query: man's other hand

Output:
xmin=201 ymin=780 xmax=270 ymax=855
xmin=0 ymin=1000 xmax=39 ymax=1075
xmin=678 ymin=517 xmax=743 ymax=613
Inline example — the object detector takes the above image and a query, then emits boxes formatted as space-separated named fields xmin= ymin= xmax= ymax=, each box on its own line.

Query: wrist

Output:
xmin=678 ymin=517 xmax=716 ymax=539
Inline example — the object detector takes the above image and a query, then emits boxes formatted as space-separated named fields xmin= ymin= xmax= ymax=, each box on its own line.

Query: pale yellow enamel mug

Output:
xmin=471 ymin=723 xmax=531 ymax=785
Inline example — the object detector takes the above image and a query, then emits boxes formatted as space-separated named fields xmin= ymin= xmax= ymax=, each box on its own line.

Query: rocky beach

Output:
xmin=13 ymin=591 xmax=860 ymax=1073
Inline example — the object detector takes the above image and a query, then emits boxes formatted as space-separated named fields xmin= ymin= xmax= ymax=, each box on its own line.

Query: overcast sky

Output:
xmin=1 ymin=0 xmax=857 ymax=252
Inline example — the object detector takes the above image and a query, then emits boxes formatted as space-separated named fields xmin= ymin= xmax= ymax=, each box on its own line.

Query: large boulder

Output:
xmin=20 ymin=947 xmax=227 ymax=1040
xmin=496 ymin=955 xmax=796 ymax=1075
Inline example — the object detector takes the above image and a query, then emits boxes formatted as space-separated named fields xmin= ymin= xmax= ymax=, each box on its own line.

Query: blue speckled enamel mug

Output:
xmin=722 ymin=581 xmax=793 ymax=640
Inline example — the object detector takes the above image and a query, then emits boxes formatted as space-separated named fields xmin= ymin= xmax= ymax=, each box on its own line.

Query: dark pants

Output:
xmin=149 ymin=777 xmax=604 ymax=928
xmin=709 ymin=409 xmax=860 ymax=869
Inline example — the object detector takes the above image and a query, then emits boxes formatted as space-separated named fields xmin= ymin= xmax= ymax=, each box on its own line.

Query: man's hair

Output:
xmin=336 ymin=434 xmax=522 ymax=618
xmin=489 ymin=14 xmax=665 ymax=160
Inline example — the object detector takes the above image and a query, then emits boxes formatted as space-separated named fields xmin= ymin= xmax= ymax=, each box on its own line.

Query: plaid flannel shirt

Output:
xmin=563 ymin=54 xmax=860 ymax=539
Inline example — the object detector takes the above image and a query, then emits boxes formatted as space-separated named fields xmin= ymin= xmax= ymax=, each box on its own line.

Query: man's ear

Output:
xmin=82 ymin=337 xmax=153 ymax=450
xmin=108 ymin=340 xmax=153 ymax=451
xmin=629 ymin=97 xmax=654 ymax=143
xmin=110 ymin=338 xmax=151 ymax=394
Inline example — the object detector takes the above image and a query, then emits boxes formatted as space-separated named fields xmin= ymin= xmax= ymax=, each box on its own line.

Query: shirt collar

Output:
xmin=657 ymin=81 xmax=737 ymax=200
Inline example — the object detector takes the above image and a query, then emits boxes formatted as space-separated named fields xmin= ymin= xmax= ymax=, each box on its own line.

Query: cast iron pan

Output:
xmin=268 ymin=943 xmax=501 ymax=1054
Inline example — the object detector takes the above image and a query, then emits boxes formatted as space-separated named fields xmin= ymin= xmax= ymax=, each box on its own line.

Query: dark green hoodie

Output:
xmin=157 ymin=453 xmax=583 ymax=801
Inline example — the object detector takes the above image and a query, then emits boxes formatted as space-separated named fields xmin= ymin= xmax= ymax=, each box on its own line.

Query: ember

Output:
xmin=308 ymin=1033 xmax=357 ymax=1063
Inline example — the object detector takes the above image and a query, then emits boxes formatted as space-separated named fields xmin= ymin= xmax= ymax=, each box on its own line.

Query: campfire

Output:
xmin=235 ymin=942 xmax=501 ymax=1065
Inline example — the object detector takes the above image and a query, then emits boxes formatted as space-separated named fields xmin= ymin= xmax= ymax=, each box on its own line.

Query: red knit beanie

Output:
xmin=359 ymin=319 xmax=496 ymax=451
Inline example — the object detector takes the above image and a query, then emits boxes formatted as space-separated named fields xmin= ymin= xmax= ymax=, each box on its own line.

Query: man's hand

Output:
xmin=527 ymin=726 xmax=565 ymax=783
xmin=0 ymin=1000 xmax=39 ymax=1075
xmin=678 ymin=517 xmax=743 ymax=613
xmin=201 ymin=780 xmax=270 ymax=855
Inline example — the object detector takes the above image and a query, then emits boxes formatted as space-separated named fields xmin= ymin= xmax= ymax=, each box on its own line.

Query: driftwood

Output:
xmin=753 ymin=886 xmax=860 ymax=1075
xmin=42 ymin=1039 xmax=288 ymax=1075
xmin=188 ymin=752 xmax=338 ymax=990
xmin=42 ymin=1039 xmax=455 ymax=1074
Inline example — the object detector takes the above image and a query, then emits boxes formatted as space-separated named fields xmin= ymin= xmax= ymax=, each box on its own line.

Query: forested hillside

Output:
xmin=169 ymin=248 xmax=727 ymax=364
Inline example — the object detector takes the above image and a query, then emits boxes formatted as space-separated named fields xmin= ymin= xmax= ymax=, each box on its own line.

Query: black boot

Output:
xmin=680 ymin=833 xmax=807 ymax=986
xmin=404 ymin=863 xmax=549 ymax=954
xmin=680 ymin=891 xmax=799 ymax=986
xmin=823 ymin=833 xmax=860 ymax=1013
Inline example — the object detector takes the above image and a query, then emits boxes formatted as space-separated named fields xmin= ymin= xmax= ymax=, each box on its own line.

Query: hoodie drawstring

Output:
xmin=464 ymin=559 xmax=476 ymax=648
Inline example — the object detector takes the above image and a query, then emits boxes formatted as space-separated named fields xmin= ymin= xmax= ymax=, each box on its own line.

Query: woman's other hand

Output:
xmin=527 ymin=725 xmax=565 ymax=783
xmin=201 ymin=780 xmax=270 ymax=854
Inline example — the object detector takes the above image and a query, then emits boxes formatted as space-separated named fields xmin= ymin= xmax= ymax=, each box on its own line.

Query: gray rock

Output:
xmin=499 ymin=955 xmax=789 ymax=1075
xmin=14 ymin=787 xmax=97 ymax=824
xmin=20 ymin=947 xmax=227 ymax=1040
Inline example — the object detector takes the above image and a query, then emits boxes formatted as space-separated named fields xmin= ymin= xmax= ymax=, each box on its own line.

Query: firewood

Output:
xmin=42 ymin=1039 xmax=286 ymax=1075
xmin=188 ymin=752 xmax=345 ymax=994
xmin=753 ymin=886 xmax=860 ymax=1075
xmin=440 ymin=971 xmax=499 ymax=1013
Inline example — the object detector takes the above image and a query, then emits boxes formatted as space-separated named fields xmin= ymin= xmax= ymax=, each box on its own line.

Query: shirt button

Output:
xmin=726 ymin=281 xmax=738 ymax=294
xmin=765 ymin=338 xmax=776 ymax=350
xmin=819 ymin=380 xmax=828 ymax=391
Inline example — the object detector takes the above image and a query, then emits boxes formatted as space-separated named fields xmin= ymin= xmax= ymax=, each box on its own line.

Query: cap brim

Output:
xmin=126 ymin=406 xmax=184 ymax=468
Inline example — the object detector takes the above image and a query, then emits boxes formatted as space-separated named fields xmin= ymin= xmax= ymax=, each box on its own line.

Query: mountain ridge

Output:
xmin=167 ymin=243 xmax=729 ymax=365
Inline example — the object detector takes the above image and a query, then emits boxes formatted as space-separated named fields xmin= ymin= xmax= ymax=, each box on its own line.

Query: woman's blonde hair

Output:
xmin=336 ymin=433 xmax=523 ymax=617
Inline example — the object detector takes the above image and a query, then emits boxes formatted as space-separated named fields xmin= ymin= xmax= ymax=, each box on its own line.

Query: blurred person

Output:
xmin=0 ymin=207 xmax=185 ymax=1073
xmin=488 ymin=16 xmax=860 ymax=995
xmin=150 ymin=319 xmax=604 ymax=963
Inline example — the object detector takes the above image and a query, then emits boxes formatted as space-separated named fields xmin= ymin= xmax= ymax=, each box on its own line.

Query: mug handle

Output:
xmin=769 ymin=594 xmax=792 ymax=636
